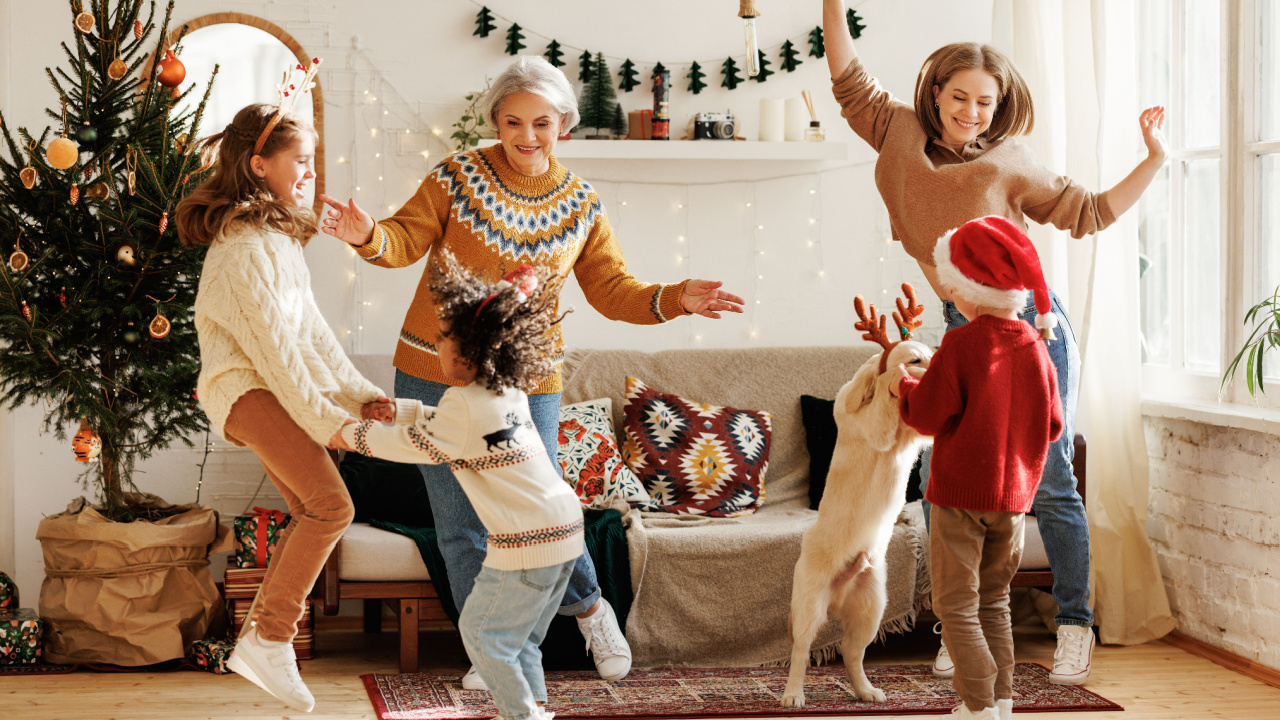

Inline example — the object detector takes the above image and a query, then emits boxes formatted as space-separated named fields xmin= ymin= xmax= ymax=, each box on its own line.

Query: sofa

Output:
xmin=321 ymin=346 xmax=1067 ymax=671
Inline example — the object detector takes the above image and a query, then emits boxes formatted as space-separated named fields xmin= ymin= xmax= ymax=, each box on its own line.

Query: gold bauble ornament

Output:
xmin=46 ymin=137 xmax=79 ymax=170
xmin=149 ymin=312 xmax=171 ymax=339
xmin=174 ymin=133 xmax=189 ymax=154
xmin=74 ymin=11 xmax=95 ymax=35
xmin=108 ymin=58 xmax=128 ymax=81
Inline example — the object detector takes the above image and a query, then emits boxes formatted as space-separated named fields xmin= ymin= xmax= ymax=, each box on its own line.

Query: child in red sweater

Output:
xmin=890 ymin=215 xmax=1063 ymax=720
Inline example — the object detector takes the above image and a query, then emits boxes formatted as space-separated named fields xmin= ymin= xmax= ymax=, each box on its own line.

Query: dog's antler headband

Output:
xmin=253 ymin=58 xmax=322 ymax=156
xmin=854 ymin=283 xmax=925 ymax=374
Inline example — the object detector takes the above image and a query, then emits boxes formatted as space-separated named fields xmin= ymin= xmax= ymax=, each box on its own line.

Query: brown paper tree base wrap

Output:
xmin=36 ymin=494 xmax=234 ymax=666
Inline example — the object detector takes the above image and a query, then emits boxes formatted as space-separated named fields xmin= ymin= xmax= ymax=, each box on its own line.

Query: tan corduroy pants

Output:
xmin=930 ymin=506 xmax=1025 ymax=712
xmin=225 ymin=390 xmax=354 ymax=643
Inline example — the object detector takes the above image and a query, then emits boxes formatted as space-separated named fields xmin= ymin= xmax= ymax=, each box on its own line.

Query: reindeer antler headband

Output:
xmin=854 ymin=283 xmax=925 ymax=374
xmin=253 ymin=58 xmax=322 ymax=156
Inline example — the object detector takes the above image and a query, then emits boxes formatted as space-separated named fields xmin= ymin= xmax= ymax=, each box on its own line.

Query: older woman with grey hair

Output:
xmin=319 ymin=55 xmax=743 ymax=688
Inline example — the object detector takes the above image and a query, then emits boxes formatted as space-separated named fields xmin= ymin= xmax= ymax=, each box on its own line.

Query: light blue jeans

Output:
xmin=920 ymin=290 xmax=1093 ymax=628
xmin=394 ymin=371 xmax=602 ymax=616
xmin=459 ymin=560 xmax=576 ymax=720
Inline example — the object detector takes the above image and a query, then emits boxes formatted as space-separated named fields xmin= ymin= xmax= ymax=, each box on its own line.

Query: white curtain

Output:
xmin=991 ymin=0 xmax=1177 ymax=645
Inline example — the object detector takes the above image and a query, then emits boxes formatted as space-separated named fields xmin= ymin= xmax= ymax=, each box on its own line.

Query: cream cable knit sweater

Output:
xmin=195 ymin=224 xmax=383 ymax=446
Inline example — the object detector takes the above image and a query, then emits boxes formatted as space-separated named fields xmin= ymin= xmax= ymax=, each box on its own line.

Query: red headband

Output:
xmin=474 ymin=265 xmax=538 ymax=320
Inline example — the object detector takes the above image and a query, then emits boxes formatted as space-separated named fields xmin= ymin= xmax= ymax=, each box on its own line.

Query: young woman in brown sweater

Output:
xmin=820 ymin=0 xmax=1166 ymax=710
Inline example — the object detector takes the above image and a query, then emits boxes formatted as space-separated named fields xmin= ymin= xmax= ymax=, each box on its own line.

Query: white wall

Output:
xmin=1145 ymin=417 xmax=1280 ymax=670
xmin=0 ymin=0 xmax=993 ymax=597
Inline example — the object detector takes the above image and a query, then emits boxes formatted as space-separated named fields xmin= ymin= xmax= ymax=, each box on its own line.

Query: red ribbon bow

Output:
xmin=248 ymin=507 xmax=287 ymax=568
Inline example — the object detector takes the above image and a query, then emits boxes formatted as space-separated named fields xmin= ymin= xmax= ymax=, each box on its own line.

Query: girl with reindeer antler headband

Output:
xmin=178 ymin=57 xmax=392 ymax=713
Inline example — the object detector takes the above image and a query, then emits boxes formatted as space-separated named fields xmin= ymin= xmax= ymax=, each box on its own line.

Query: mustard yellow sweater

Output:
xmin=358 ymin=144 xmax=690 ymax=394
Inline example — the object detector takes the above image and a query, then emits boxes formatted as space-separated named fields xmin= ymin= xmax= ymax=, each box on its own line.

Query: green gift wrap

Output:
xmin=0 ymin=609 xmax=44 ymax=665
xmin=0 ymin=571 xmax=16 ymax=610
xmin=189 ymin=638 xmax=234 ymax=674
xmin=232 ymin=507 xmax=291 ymax=568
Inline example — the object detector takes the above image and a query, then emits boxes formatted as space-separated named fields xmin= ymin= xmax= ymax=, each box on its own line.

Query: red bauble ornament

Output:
xmin=156 ymin=50 xmax=185 ymax=88
xmin=70 ymin=185 xmax=80 ymax=206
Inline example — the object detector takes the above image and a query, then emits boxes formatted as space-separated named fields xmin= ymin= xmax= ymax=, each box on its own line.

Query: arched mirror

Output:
xmin=162 ymin=14 xmax=325 ymax=214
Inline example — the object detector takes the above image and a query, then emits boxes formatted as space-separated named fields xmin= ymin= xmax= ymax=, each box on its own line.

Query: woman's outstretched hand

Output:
xmin=318 ymin=193 xmax=376 ymax=247
xmin=1140 ymin=106 xmax=1168 ymax=162
xmin=680 ymin=280 xmax=745 ymax=319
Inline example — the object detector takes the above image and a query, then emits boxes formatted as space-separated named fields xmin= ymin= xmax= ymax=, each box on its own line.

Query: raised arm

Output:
xmin=823 ymin=0 xmax=858 ymax=79
xmin=319 ymin=163 xmax=451 ymax=269
xmin=1100 ymin=106 xmax=1168 ymax=218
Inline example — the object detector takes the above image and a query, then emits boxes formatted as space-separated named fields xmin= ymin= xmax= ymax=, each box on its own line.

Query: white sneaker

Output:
xmin=1050 ymin=624 xmax=1094 ymax=685
xmin=462 ymin=665 xmax=489 ymax=691
xmin=996 ymin=698 xmax=1013 ymax=720
xmin=227 ymin=628 xmax=315 ymax=712
xmin=942 ymin=704 xmax=999 ymax=720
xmin=576 ymin=599 xmax=632 ymax=681
xmin=932 ymin=623 xmax=955 ymax=679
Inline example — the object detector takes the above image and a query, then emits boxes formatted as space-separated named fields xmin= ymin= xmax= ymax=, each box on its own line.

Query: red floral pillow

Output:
xmin=620 ymin=376 xmax=771 ymax=517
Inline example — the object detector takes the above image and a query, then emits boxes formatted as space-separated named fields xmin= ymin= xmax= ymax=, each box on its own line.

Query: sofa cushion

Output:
xmin=1020 ymin=515 xmax=1050 ymax=570
xmin=620 ymin=375 xmax=771 ymax=517
xmin=337 ymin=522 xmax=431 ymax=582
xmin=557 ymin=398 xmax=650 ymax=508
xmin=799 ymin=395 xmax=838 ymax=511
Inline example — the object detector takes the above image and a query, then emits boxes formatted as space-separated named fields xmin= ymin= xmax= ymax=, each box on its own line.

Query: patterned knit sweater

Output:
xmin=343 ymin=385 xmax=585 ymax=571
xmin=195 ymin=224 xmax=384 ymax=446
xmin=357 ymin=143 xmax=691 ymax=394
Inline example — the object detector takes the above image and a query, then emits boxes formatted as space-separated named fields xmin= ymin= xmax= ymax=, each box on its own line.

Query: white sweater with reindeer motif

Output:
xmin=344 ymin=383 xmax=584 ymax=571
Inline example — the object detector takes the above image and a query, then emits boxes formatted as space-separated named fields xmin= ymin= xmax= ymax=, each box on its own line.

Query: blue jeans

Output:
xmin=459 ymin=560 xmax=576 ymax=720
xmin=920 ymin=290 xmax=1093 ymax=627
xmin=394 ymin=371 xmax=602 ymax=616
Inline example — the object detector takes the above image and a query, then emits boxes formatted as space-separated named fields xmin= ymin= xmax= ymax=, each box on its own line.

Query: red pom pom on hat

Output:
xmin=933 ymin=215 xmax=1058 ymax=340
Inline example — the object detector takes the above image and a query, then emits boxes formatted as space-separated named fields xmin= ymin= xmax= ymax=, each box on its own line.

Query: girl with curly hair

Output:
xmin=343 ymin=251 xmax=579 ymax=720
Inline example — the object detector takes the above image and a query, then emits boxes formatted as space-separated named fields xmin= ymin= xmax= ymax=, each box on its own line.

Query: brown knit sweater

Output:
xmin=831 ymin=56 xmax=1117 ymax=266
xmin=357 ymin=143 xmax=690 ymax=394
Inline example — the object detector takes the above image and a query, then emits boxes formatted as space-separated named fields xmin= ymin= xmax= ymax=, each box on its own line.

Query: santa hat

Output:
xmin=933 ymin=215 xmax=1058 ymax=340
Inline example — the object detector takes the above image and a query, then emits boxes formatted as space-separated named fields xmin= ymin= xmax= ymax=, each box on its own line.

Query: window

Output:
xmin=1139 ymin=0 xmax=1280 ymax=404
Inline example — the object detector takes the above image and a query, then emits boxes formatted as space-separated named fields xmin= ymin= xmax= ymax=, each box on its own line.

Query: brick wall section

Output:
xmin=1144 ymin=416 xmax=1280 ymax=670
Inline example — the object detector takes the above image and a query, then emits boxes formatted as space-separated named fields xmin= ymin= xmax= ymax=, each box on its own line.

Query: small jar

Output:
xmin=804 ymin=121 xmax=825 ymax=142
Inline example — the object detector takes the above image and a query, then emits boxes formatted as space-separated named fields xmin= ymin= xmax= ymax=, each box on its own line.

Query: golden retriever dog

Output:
xmin=781 ymin=288 xmax=932 ymax=707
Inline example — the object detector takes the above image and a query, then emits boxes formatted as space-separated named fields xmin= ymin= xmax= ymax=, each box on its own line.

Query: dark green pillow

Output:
xmin=338 ymin=452 xmax=433 ymax=527
xmin=799 ymin=394 xmax=925 ymax=510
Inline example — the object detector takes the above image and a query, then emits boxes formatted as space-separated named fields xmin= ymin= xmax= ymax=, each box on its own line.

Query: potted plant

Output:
xmin=0 ymin=0 xmax=230 ymax=665
xmin=1222 ymin=288 xmax=1280 ymax=397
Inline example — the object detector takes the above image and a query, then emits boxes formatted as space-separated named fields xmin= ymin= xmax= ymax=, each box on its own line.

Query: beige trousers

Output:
xmin=930 ymin=506 xmax=1025 ymax=711
xmin=225 ymin=390 xmax=354 ymax=642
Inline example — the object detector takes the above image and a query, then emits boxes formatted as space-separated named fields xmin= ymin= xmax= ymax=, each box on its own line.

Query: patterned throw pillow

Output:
xmin=557 ymin=399 xmax=651 ymax=509
xmin=621 ymin=376 xmax=771 ymax=517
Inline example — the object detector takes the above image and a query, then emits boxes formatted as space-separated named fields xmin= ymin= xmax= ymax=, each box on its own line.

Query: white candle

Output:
xmin=758 ymin=99 xmax=785 ymax=142
xmin=785 ymin=97 xmax=808 ymax=142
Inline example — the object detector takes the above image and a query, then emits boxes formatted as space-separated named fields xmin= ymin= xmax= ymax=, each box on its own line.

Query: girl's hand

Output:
xmin=1139 ymin=106 xmax=1168 ymax=162
xmin=680 ymin=280 xmax=746 ymax=319
xmin=318 ymin=193 xmax=376 ymax=247
xmin=328 ymin=417 xmax=357 ymax=451
xmin=361 ymin=397 xmax=396 ymax=423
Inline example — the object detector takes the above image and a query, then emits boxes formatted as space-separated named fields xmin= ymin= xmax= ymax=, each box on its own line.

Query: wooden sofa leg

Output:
xmin=363 ymin=599 xmax=382 ymax=634
xmin=398 ymin=599 xmax=421 ymax=673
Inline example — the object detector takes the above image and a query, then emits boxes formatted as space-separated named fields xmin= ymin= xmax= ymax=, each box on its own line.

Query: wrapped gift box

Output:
xmin=223 ymin=567 xmax=268 ymax=600
xmin=0 ymin=609 xmax=44 ymax=665
xmin=232 ymin=508 xmax=291 ymax=568
xmin=628 ymin=110 xmax=653 ymax=140
xmin=229 ymin=598 xmax=313 ymax=660
xmin=189 ymin=638 xmax=234 ymax=674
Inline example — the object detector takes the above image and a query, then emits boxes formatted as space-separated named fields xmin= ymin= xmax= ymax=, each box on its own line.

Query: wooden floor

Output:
xmin=2 ymin=617 xmax=1277 ymax=720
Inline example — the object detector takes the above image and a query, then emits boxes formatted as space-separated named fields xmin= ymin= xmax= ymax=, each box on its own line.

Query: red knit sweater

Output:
xmin=898 ymin=315 xmax=1063 ymax=513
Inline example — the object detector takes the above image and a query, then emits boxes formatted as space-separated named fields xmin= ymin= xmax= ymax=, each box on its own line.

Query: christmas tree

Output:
xmin=752 ymin=50 xmax=774 ymax=83
xmin=544 ymin=39 xmax=565 ymax=68
xmin=808 ymin=26 xmax=825 ymax=58
xmin=611 ymin=104 xmax=628 ymax=137
xmin=579 ymin=53 xmax=617 ymax=136
xmin=847 ymin=9 xmax=867 ymax=40
xmin=618 ymin=59 xmax=640 ymax=93
xmin=504 ymin=23 xmax=526 ymax=55
xmin=721 ymin=57 xmax=743 ymax=90
xmin=474 ymin=6 xmax=497 ymax=38
xmin=687 ymin=61 xmax=707 ymax=94
xmin=0 ymin=0 xmax=216 ymax=519
xmin=779 ymin=40 xmax=803 ymax=72
xmin=579 ymin=50 xmax=594 ymax=83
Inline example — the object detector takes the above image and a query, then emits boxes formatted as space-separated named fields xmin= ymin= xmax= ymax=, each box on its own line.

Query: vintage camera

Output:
xmin=693 ymin=112 xmax=736 ymax=140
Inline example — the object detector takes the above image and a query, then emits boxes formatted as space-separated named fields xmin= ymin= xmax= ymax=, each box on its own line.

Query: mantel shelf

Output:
xmin=476 ymin=138 xmax=849 ymax=161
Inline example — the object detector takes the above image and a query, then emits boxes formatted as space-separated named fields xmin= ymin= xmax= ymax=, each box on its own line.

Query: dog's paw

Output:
xmin=853 ymin=686 xmax=886 ymax=703
xmin=779 ymin=691 xmax=807 ymax=708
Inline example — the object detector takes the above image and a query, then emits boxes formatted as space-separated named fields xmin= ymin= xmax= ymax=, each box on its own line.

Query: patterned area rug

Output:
xmin=362 ymin=664 xmax=1122 ymax=719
